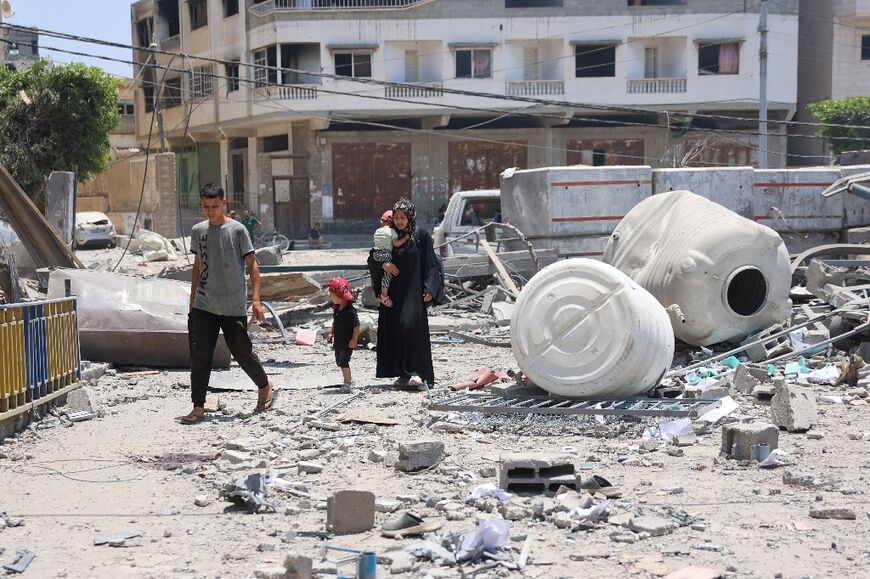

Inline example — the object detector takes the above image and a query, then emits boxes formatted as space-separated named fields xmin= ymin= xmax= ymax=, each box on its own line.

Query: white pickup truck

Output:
xmin=432 ymin=189 xmax=501 ymax=257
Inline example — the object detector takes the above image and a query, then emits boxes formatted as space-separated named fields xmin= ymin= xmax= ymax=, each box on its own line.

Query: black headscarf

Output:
xmin=392 ymin=198 xmax=417 ymax=239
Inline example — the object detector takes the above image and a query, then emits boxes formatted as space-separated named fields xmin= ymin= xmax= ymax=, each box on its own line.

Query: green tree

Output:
xmin=808 ymin=97 xmax=870 ymax=162
xmin=0 ymin=60 xmax=119 ymax=203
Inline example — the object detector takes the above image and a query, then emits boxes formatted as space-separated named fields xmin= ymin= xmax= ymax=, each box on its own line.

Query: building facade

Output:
xmin=0 ymin=23 xmax=39 ymax=71
xmin=130 ymin=0 xmax=799 ymax=235
xmin=789 ymin=0 xmax=870 ymax=164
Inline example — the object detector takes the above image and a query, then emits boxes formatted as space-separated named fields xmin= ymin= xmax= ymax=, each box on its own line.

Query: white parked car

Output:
xmin=74 ymin=211 xmax=117 ymax=249
xmin=432 ymin=189 xmax=501 ymax=257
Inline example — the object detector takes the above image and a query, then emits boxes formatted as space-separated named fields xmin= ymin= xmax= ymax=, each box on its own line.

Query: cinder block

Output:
xmin=326 ymin=490 xmax=375 ymax=534
xmin=720 ymin=422 xmax=779 ymax=460
xmin=771 ymin=383 xmax=818 ymax=432
xmin=395 ymin=441 xmax=444 ymax=472
xmin=499 ymin=454 xmax=577 ymax=495
xmin=740 ymin=325 xmax=790 ymax=362
xmin=731 ymin=364 xmax=762 ymax=395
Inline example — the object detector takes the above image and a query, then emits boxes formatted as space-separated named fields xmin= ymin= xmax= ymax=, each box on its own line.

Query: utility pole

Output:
xmin=758 ymin=0 xmax=769 ymax=169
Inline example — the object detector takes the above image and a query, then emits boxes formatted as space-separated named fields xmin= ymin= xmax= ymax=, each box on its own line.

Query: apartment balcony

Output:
xmin=385 ymin=82 xmax=443 ymax=98
xmin=505 ymin=80 xmax=564 ymax=97
xmin=161 ymin=36 xmax=180 ymax=52
xmin=627 ymin=77 xmax=687 ymax=94
xmin=250 ymin=0 xmax=433 ymax=15
xmin=255 ymin=84 xmax=319 ymax=101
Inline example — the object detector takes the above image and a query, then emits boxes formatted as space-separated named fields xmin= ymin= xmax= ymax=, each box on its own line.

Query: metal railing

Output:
xmin=0 ymin=297 xmax=80 ymax=415
xmin=251 ymin=0 xmax=432 ymax=15
xmin=255 ymin=84 xmax=319 ymax=100
xmin=627 ymin=77 xmax=687 ymax=94
xmin=385 ymin=82 xmax=444 ymax=98
xmin=505 ymin=80 xmax=565 ymax=96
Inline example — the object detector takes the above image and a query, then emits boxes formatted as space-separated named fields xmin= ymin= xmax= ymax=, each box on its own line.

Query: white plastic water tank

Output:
xmin=511 ymin=258 xmax=675 ymax=399
xmin=603 ymin=190 xmax=792 ymax=346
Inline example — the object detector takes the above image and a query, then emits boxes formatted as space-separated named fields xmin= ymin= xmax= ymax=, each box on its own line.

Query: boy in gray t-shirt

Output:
xmin=181 ymin=184 xmax=275 ymax=424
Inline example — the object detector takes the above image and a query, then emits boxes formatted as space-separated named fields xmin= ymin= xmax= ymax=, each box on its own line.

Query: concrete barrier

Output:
xmin=753 ymin=168 xmax=842 ymax=233
xmin=501 ymin=166 xmax=652 ymax=257
xmin=653 ymin=167 xmax=754 ymax=218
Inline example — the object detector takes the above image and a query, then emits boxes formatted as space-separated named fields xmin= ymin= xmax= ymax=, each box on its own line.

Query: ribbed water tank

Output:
xmin=603 ymin=190 xmax=792 ymax=346
xmin=511 ymin=258 xmax=675 ymax=398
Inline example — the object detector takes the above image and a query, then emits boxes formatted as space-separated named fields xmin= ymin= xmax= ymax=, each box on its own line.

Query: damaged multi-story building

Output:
xmin=129 ymin=0 xmax=800 ymax=235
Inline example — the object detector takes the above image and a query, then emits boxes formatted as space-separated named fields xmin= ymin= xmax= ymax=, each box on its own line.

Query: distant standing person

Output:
xmin=182 ymin=184 xmax=275 ymax=425
xmin=229 ymin=210 xmax=238 ymax=221
xmin=309 ymin=222 xmax=324 ymax=248
xmin=242 ymin=209 xmax=261 ymax=238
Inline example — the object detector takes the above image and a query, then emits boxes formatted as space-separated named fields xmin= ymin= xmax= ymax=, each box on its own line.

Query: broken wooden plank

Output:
xmin=480 ymin=239 xmax=520 ymax=295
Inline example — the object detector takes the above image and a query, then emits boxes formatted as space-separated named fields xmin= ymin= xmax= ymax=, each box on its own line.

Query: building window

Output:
xmin=262 ymin=135 xmax=289 ymax=153
xmin=334 ymin=52 xmax=372 ymax=78
xmin=189 ymin=0 xmax=207 ymax=30
xmin=164 ymin=78 xmax=183 ymax=108
xmin=506 ymin=0 xmax=562 ymax=6
xmin=117 ymin=103 xmax=135 ymax=115
xmin=254 ymin=47 xmax=278 ymax=87
xmin=136 ymin=18 xmax=153 ymax=48
xmin=575 ymin=44 xmax=616 ymax=77
xmin=143 ymin=87 xmax=155 ymax=113
xmin=698 ymin=42 xmax=739 ymax=75
xmin=226 ymin=62 xmax=240 ymax=93
xmin=157 ymin=0 xmax=180 ymax=37
xmin=862 ymin=35 xmax=870 ymax=60
xmin=455 ymin=48 xmax=492 ymax=79
xmin=189 ymin=66 xmax=214 ymax=99
xmin=224 ymin=0 xmax=239 ymax=17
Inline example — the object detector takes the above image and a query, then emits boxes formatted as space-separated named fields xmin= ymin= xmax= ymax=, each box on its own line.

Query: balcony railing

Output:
xmin=251 ymin=0 xmax=433 ymax=15
xmin=385 ymin=82 xmax=444 ymax=98
xmin=255 ymin=84 xmax=319 ymax=100
xmin=627 ymin=77 xmax=687 ymax=94
xmin=505 ymin=80 xmax=565 ymax=96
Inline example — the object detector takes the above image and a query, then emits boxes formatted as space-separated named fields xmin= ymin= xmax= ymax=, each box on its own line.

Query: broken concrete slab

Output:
xmin=720 ymin=422 xmax=779 ymax=460
xmin=326 ymin=490 xmax=375 ymax=534
xmin=629 ymin=516 xmax=676 ymax=537
xmin=256 ymin=272 xmax=320 ymax=302
xmin=771 ymin=382 xmax=818 ymax=432
xmin=395 ymin=441 xmax=445 ymax=472
xmin=255 ymin=246 xmax=283 ymax=266
xmin=47 ymin=269 xmax=230 ymax=368
xmin=284 ymin=552 xmax=314 ymax=579
xmin=490 ymin=301 xmax=515 ymax=327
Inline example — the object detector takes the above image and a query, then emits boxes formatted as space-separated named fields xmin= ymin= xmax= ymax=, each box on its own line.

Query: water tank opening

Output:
xmin=726 ymin=267 xmax=767 ymax=317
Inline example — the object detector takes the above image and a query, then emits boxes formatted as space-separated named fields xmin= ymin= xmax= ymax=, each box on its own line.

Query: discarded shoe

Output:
xmin=579 ymin=475 xmax=622 ymax=498
xmin=381 ymin=512 xmax=442 ymax=538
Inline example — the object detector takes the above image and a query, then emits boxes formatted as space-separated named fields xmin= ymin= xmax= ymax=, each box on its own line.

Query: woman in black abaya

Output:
xmin=372 ymin=198 xmax=444 ymax=390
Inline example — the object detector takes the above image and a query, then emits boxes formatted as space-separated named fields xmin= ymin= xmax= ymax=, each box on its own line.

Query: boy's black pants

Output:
xmin=188 ymin=308 xmax=269 ymax=407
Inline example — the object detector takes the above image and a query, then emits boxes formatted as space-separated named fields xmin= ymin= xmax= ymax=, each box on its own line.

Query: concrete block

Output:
xmin=63 ymin=388 xmax=95 ymax=415
xmin=326 ymin=490 xmax=375 ymax=534
xmin=771 ymin=383 xmax=818 ymax=432
xmin=491 ymin=301 xmax=515 ymax=327
xmin=498 ymin=454 xmax=577 ymax=495
xmin=284 ymin=552 xmax=314 ymax=579
xmin=730 ymin=364 xmax=761 ymax=395
xmin=628 ymin=516 xmax=676 ymax=537
xmin=80 ymin=362 xmax=109 ymax=382
xmin=395 ymin=441 xmax=445 ymax=472
xmin=255 ymin=246 xmax=283 ymax=266
xmin=809 ymin=507 xmax=856 ymax=520
xmin=221 ymin=450 xmax=251 ymax=464
xmin=720 ymin=422 xmax=779 ymax=460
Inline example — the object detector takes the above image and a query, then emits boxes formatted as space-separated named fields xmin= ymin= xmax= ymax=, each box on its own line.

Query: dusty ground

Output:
xmin=0 ymin=246 xmax=869 ymax=578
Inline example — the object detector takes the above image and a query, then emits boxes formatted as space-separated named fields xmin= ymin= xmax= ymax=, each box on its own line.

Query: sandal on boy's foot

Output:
xmin=381 ymin=512 xmax=442 ymax=539
xmin=378 ymin=295 xmax=394 ymax=308
xmin=254 ymin=390 xmax=278 ymax=414
xmin=339 ymin=382 xmax=354 ymax=394
xmin=180 ymin=412 xmax=205 ymax=425
xmin=579 ymin=475 xmax=622 ymax=498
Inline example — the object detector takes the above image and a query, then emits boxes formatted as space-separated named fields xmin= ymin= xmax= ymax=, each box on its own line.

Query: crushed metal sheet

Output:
xmin=429 ymin=394 xmax=722 ymax=418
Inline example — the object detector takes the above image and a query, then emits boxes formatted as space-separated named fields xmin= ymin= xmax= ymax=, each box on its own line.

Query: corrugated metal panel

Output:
xmin=449 ymin=141 xmax=526 ymax=194
xmin=332 ymin=143 xmax=412 ymax=220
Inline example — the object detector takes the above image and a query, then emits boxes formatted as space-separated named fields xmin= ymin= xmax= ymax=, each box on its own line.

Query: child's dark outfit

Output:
xmin=332 ymin=301 xmax=360 ymax=370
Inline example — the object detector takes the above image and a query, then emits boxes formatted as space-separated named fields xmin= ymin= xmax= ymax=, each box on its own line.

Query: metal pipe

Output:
xmin=665 ymin=308 xmax=846 ymax=377
xmin=763 ymin=321 xmax=870 ymax=364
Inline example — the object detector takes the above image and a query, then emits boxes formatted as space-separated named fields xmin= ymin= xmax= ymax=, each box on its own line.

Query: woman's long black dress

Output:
xmin=373 ymin=229 xmax=443 ymax=385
